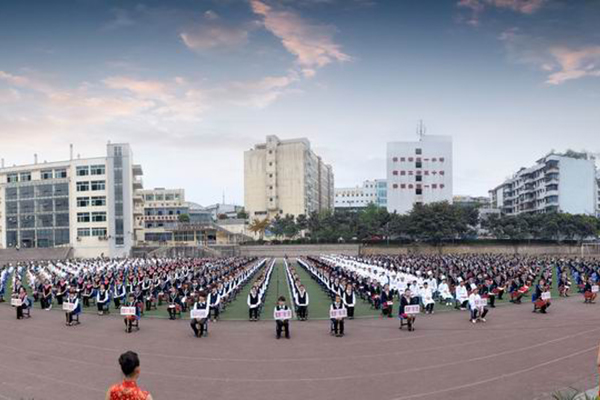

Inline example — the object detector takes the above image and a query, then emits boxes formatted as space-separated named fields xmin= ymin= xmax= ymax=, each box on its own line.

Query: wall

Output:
xmin=559 ymin=157 xmax=597 ymax=215
xmin=361 ymin=243 xmax=599 ymax=256
xmin=239 ymin=244 xmax=360 ymax=257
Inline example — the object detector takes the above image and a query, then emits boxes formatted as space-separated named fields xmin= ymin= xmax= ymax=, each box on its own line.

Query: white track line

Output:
xmin=390 ymin=345 xmax=598 ymax=400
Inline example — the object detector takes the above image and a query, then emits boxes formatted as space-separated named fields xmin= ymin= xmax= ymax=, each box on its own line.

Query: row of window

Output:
xmin=143 ymin=193 xmax=181 ymax=201
xmin=5 ymin=229 xmax=70 ymax=248
xmin=392 ymin=170 xmax=446 ymax=176
xmin=77 ymin=227 xmax=108 ymax=237
xmin=5 ymin=214 xmax=69 ymax=229
xmin=76 ymin=181 xmax=105 ymax=192
xmin=6 ymin=169 xmax=67 ymax=183
xmin=76 ymin=212 xmax=107 ymax=222
xmin=76 ymin=165 xmax=106 ymax=176
xmin=392 ymin=157 xmax=445 ymax=163
xmin=5 ymin=183 xmax=68 ymax=200
xmin=5 ymin=198 xmax=69 ymax=215
xmin=76 ymin=196 xmax=106 ymax=207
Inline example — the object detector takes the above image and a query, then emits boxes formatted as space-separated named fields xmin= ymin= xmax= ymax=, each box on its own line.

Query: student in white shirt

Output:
xmin=468 ymin=285 xmax=488 ymax=324
xmin=455 ymin=280 xmax=469 ymax=310
xmin=422 ymin=282 xmax=435 ymax=314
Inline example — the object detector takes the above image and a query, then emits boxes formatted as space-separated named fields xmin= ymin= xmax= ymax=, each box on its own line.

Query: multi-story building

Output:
xmin=137 ymin=188 xmax=187 ymax=243
xmin=0 ymin=143 xmax=142 ymax=258
xmin=490 ymin=152 xmax=598 ymax=216
xmin=335 ymin=179 xmax=387 ymax=210
xmin=453 ymin=195 xmax=490 ymax=208
xmin=386 ymin=134 xmax=453 ymax=214
xmin=244 ymin=135 xmax=334 ymax=219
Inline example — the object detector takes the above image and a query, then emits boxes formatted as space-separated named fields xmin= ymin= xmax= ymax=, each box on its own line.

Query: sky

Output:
xmin=0 ymin=0 xmax=599 ymax=206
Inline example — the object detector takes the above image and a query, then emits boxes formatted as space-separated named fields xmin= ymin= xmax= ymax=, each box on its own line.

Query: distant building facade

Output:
xmin=490 ymin=152 xmax=598 ymax=216
xmin=453 ymin=195 xmax=490 ymax=208
xmin=335 ymin=179 xmax=387 ymax=210
xmin=386 ymin=134 xmax=453 ymax=214
xmin=244 ymin=135 xmax=334 ymax=219
xmin=0 ymin=143 xmax=142 ymax=258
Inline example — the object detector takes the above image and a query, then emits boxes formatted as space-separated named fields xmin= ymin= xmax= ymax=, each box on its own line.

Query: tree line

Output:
xmin=247 ymin=202 xmax=600 ymax=244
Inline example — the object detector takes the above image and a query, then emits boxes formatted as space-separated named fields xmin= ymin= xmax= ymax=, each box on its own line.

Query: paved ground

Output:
xmin=1 ymin=289 xmax=599 ymax=400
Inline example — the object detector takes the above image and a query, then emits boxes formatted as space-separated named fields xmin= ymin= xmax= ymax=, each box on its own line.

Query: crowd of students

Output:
xmin=2 ymin=253 xmax=599 ymax=339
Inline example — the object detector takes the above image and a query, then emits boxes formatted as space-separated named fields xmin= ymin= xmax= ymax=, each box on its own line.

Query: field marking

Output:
xmin=0 ymin=326 xmax=597 ymax=384
xmin=389 ymin=345 xmax=598 ymax=400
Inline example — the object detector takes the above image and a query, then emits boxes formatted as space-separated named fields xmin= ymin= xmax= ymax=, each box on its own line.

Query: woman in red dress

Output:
xmin=106 ymin=351 xmax=153 ymax=400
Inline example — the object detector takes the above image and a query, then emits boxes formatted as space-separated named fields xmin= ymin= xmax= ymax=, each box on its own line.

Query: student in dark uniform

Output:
xmin=380 ymin=284 xmax=394 ymax=318
xmin=330 ymin=295 xmax=346 ymax=337
xmin=55 ymin=279 xmax=67 ymax=305
xmin=15 ymin=287 xmax=31 ymax=320
xmin=190 ymin=293 xmax=210 ymax=338
xmin=65 ymin=287 xmax=81 ymax=326
xmin=113 ymin=280 xmax=126 ymax=309
xmin=208 ymin=286 xmax=221 ymax=322
xmin=123 ymin=292 xmax=141 ymax=333
xmin=295 ymin=285 xmax=309 ymax=321
xmin=97 ymin=284 xmax=110 ymax=315
xmin=399 ymin=289 xmax=416 ymax=332
xmin=247 ymin=286 xmax=261 ymax=321
xmin=41 ymin=281 xmax=53 ymax=310
xmin=342 ymin=283 xmax=356 ymax=320
xmin=274 ymin=296 xmax=291 ymax=339
xmin=167 ymin=287 xmax=182 ymax=320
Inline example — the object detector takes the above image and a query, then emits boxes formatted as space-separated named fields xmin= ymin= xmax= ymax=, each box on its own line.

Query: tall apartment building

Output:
xmin=490 ymin=152 xmax=598 ymax=216
xmin=244 ymin=135 xmax=334 ymax=219
xmin=0 ymin=143 xmax=143 ymax=258
xmin=335 ymin=179 xmax=387 ymax=210
xmin=386 ymin=134 xmax=453 ymax=214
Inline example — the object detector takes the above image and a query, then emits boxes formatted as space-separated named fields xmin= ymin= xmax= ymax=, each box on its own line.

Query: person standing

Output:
xmin=342 ymin=284 xmax=356 ymax=320
xmin=295 ymin=285 xmax=309 ymax=321
xmin=106 ymin=351 xmax=153 ymax=400
xmin=247 ymin=286 xmax=261 ymax=321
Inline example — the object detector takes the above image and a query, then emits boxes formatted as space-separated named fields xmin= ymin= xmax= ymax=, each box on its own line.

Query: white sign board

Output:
xmin=330 ymin=308 xmax=347 ymax=319
xmin=120 ymin=307 xmax=137 ymax=316
xmin=190 ymin=309 xmax=208 ymax=319
xmin=592 ymin=286 xmax=599 ymax=294
xmin=404 ymin=305 xmax=420 ymax=315
xmin=541 ymin=292 xmax=551 ymax=301
xmin=11 ymin=298 xmax=22 ymax=307
xmin=274 ymin=309 xmax=292 ymax=320
xmin=474 ymin=298 xmax=488 ymax=308
xmin=63 ymin=302 xmax=76 ymax=312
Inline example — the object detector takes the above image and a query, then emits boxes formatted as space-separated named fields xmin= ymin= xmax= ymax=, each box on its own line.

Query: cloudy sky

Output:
xmin=1 ymin=0 xmax=599 ymax=205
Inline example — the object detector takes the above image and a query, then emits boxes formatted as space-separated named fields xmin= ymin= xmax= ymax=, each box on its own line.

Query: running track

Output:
xmin=0 ymin=292 xmax=598 ymax=399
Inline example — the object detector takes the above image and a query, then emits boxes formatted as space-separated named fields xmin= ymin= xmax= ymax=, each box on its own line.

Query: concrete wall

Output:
xmin=239 ymin=244 xmax=360 ymax=257
xmin=361 ymin=244 xmax=599 ymax=256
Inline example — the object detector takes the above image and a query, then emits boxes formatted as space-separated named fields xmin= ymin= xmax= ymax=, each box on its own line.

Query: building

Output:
xmin=244 ymin=135 xmax=334 ymax=219
xmin=453 ymin=195 xmax=490 ymax=208
xmin=203 ymin=203 xmax=243 ymax=220
xmin=136 ymin=188 xmax=187 ymax=244
xmin=489 ymin=152 xmax=598 ymax=216
xmin=0 ymin=143 xmax=142 ymax=258
xmin=335 ymin=179 xmax=387 ymax=210
xmin=386 ymin=134 xmax=453 ymax=214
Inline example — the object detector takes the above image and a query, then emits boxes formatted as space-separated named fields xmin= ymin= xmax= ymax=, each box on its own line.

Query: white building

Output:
xmin=490 ymin=152 xmax=598 ymax=216
xmin=137 ymin=188 xmax=186 ymax=244
xmin=335 ymin=179 xmax=387 ymax=210
xmin=386 ymin=134 xmax=453 ymax=214
xmin=244 ymin=135 xmax=334 ymax=219
xmin=0 ymin=143 xmax=142 ymax=258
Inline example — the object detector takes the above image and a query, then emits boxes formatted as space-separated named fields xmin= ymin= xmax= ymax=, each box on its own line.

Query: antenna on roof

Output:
xmin=417 ymin=120 xmax=426 ymax=140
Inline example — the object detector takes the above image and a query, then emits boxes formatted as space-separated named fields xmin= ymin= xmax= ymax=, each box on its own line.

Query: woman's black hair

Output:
xmin=118 ymin=351 xmax=140 ymax=377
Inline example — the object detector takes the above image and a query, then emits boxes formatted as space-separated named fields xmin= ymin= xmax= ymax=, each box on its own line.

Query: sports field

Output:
xmin=1 ymin=258 xmax=599 ymax=400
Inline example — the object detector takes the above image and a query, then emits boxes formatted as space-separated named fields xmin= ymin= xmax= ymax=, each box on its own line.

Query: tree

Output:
xmin=248 ymin=218 xmax=270 ymax=240
xmin=236 ymin=208 xmax=249 ymax=219
xmin=178 ymin=213 xmax=190 ymax=223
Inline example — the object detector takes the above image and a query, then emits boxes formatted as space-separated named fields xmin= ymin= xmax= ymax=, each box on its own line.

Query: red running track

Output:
xmin=0 ymin=296 xmax=598 ymax=400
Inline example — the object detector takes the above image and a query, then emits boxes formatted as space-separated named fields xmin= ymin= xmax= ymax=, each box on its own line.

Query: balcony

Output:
xmin=133 ymin=177 xmax=143 ymax=190
xmin=132 ymin=164 xmax=143 ymax=176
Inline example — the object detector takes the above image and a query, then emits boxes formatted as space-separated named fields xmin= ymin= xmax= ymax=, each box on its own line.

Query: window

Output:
xmin=7 ymin=173 xmax=18 ymax=183
xmin=54 ymin=228 xmax=70 ymax=245
xmin=91 ymin=196 xmax=106 ymax=206
xmin=77 ymin=228 xmax=91 ymax=237
xmin=145 ymin=194 xmax=155 ymax=201
xmin=400 ymin=157 xmax=406 ymax=162
xmin=424 ymin=171 xmax=429 ymax=176
xmin=90 ymin=165 xmax=105 ymax=175
xmin=77 ymin=197 xmax=90 ymax=207
xmin=439 ymin=170 xmax=445 ymax=176
xmin=77 ymin=182 xmax=89 ymax=192
xmin=91 ymin=212 xmax=107 ymax=222
xmin=77 ymin=212 xmax=90 ymax=223
xmin=408 ymin=184 xmax=414 ymax=189
xmin=416 ymin=175 xmax=422 ymax=182
xmin=20 ymin=200 xmax=34 ymax=213
xmin=92 ymin=227 xmax=107 ymax=237
xmin=41 ymin=170 xmax=53 ymax=180
xmin=54 ymin=183 xmax=68 ymax=196
xmin=19 ymin=186 xmax=34 ymax=199
xmin=416 ymin=161 xmax=422 ymax=168
xmin=432 ymin=158 xmax=437 ymax=162
xmin=20 ymin=215 xmax=35 ymax=228
xmin=155 ymin=194 xmax=164 ymax=201
xmin=91 ymin=180 xmax=105 ymax=191
xmin=392 ymin=184 xmax=398 ymax=189
xmin=408 ymin=171 xmax=413 ymax=176
xmin=392 ymin=157 xmax=398 ymax=162
xmin=393 ymin=170 xmax=398 ymax=176
xmin=439 ymin=157 xmax=445 ymax=162
xmin=432 ymin=184 xmax=438 ymax=189
xmin=416 ymin=148 xmax=422 ymax=155
xmin=400 ymin=171 xmax=406 ymax=176
xmin=54 ymin=198 xmax=68 ymax=211
xmin=400 ymin=184 xmax=406 ymax=189
xmin=440 ymin=184 xmax=445 ymax=189
xmin=416 ymin=188 xmax=422 ymax=195
xmin=20 ymin=172 xmax=31 ymax=182
xmin=76 ymin=166 xmax=89 ymax=176
xmin=408 ymin=157 xmax=414 ymax=162
xmin=37 ymin=214 xmax=53 ymax=228
xmin=55 ymin=169 xmax=67 ymax=178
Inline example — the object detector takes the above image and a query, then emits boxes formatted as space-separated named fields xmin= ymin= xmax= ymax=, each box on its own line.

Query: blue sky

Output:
xmin=0 ymin=0 xmax=599 ymax=205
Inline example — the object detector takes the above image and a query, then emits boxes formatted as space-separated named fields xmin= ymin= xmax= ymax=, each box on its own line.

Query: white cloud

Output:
xmin=458 ymin=0 xmax=547 ymax=26
xmin=250 ymin=0 xmax=351 ymax=74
